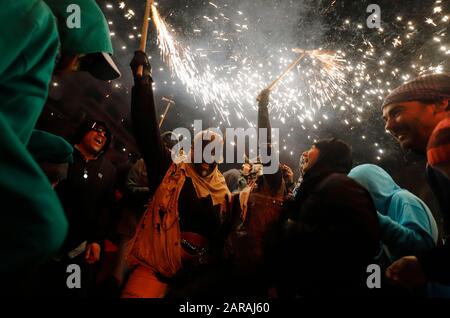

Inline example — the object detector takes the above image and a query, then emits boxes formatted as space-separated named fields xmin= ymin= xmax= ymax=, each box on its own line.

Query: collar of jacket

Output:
xmin=294 ymin=166 xmax=346 ymax=208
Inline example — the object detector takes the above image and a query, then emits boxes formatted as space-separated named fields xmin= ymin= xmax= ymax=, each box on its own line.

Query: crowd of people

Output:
xmin=1 ymin=0 xmax=450 ymax=299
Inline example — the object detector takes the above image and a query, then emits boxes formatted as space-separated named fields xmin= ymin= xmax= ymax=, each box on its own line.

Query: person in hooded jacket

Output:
xmin=56 ymin=120 xmax=116 ymax=264
xmin=349 ymin=164 xmax=450 ymax=297
xmin=279 ymin=138 xmax=381 ymax=297
xmin=0 ymin=0 xmax=120 ymax=294
xmin=349 ymin=164 xmax=438 ymax=264
xmin=36 ymin=120 xmax=117 ymax=298
xmin=0 ymin=0 xmax=66 ymax=283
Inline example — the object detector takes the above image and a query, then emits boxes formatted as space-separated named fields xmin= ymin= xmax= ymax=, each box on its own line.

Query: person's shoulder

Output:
xmin=318 ymin=173 xmax=368 ymax=196
xmin=320 ymin=173 xmax=356 ymax=188
xmin=392 ymin=189 xmax=427 ymax=210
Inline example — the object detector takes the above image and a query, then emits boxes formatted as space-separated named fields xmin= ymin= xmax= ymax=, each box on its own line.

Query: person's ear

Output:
xmin=443 ymin=98 xmax=450 ymax=111
xmin=434 ymin=99 xmax=450 ymax=113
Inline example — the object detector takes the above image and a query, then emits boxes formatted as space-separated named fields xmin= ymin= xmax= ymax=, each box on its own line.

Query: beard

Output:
xmin=395 ymin=130 xmax=428 ymax=155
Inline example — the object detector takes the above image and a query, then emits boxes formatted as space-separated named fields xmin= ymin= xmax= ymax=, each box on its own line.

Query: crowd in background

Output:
xmin=1 ymin=0 xmax=450 ymax=299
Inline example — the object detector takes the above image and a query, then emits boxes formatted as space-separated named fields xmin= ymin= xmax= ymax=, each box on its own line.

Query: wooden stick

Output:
xmin=266 ymin=53 xmax=306 ymax=91
xmin=137 ymin=0 xmax=153 ymax=77
xmin=159 ymin=97 xmax=175 ymax=128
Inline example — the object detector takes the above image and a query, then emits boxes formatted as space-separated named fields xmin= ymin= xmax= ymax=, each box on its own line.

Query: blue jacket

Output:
xmin=349 ymin=164 xmax=438 ymax=262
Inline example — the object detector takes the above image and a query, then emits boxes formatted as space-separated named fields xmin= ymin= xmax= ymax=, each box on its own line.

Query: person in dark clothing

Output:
xmin=224 ymin=89 xmax=290 ymax=296
xmin=121 ymin=51 xmax=231 ymax=298
xmin=38 ymin=120 xmax=117 ymax=298
xmin=3 ymin=0 xmax=120 ymax=296
xmin=57 ymin=121 xmax=116 ymax=260
xmin=382 ymin=74 xmax=450 ymax=289
xmin=279 ymin=138 xmax=381 ymax=297
xmin=118 ymin=159 xmax=150 ymax=238
xmin=223 ymin=168 xmax=242 ymax=193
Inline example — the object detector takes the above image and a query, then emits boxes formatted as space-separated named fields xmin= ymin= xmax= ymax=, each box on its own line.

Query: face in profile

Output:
xmin=301 ymin=145 xmax=320 ymax=173
xmin=382 ymin=101 xmax=444 ymax=153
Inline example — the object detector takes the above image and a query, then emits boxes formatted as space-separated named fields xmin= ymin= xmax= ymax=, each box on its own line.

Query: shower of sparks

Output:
xmin=108 ymin=0 xmax=449 ymax=160
xmin=151 ymin=4 xmax=236 ymax=124
xmin=151 ymin=4 xmax=355 ymax=126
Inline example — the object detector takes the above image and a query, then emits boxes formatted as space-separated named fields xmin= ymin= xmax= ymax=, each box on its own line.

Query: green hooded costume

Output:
xmin=0 ymin=0 xmax=117 ymax=277
xmin=0 ymin=0 xmax=67 ymax=276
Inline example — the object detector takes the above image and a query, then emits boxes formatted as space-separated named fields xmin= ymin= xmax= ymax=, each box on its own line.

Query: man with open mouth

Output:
xmin=381 ymin=73 xmax=450 ymax=294
xmin=42 ymin=120 xmax=117 ymax=297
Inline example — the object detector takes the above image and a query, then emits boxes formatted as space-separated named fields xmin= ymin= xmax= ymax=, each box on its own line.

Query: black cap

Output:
xmin=313 ymin=138 xmax=353 ymax=174
xmin=72 ymin=120 xmax=112 ymax=153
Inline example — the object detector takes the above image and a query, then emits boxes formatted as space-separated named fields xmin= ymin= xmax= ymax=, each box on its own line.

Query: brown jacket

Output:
xmin=226 ymin=175 xmax=287 ymax=271
xmin=126 ymin=162 xmax=231 ymax=278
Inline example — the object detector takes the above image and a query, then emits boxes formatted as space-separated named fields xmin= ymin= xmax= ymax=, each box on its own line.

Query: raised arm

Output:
xmin=256 ymin=88 xmax=272 ymax=149
xmin=256 ymin=89 xmax=282 ymax=189
xmin=130 ymin=51 xmax=171 ymax=195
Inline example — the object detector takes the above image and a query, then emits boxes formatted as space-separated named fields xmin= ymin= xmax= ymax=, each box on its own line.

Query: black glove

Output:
xmin=130 ymin=51 xmax=152 ymax=83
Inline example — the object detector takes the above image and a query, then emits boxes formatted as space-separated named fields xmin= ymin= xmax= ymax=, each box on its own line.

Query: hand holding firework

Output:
xmin=256 ymin=88 xmax=271 ymax=106
xmin=130 ymin=51 xmax=151 ymax=81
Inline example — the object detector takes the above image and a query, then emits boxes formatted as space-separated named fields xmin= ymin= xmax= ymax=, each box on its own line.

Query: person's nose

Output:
xmin=384 ymin=117 xmax=396 ymax=135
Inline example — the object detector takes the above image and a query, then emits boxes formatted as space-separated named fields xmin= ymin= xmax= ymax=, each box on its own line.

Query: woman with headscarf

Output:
xmin=280 ymin=138 xmax=381 ymax=297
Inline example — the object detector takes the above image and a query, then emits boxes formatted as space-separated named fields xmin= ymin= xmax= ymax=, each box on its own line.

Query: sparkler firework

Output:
xmin=105 ymin=0 xmax=449 ymax=160
xmin=148 ymin=2 xmax=353 ymax=126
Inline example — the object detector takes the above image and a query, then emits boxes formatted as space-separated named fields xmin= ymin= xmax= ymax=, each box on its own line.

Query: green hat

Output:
xmin=28 ymin=130 xmax=74 ymax=164
xmin=45 ymin=0 xmax=121 ymax=80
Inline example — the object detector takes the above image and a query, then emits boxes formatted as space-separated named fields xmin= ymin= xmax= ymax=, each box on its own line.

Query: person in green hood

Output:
xmin=0 ymin=0 xmax=68 ymax=283
xmin=0 ymin=0 xmax=119 ymax=287
xmin=349 ymin=164 xmax=438 ymax=263
xmin=45 ymin=0 xmax=121 ymax=80
xmin=28 ymin=130 xmax=74 ymax=188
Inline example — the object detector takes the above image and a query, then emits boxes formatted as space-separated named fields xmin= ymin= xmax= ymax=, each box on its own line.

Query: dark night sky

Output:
xmin=38 ymin=0 xmax=449 ymax=220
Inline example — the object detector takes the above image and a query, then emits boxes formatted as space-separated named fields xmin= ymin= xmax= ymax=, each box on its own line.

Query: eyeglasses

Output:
xmin=90 ymin=123 xmax=107 ymax=134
